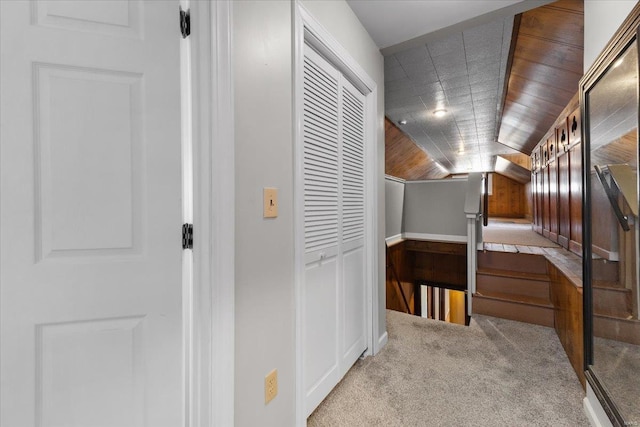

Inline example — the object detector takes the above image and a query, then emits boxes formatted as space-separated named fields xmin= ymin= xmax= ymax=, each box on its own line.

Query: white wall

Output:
xmin=584 ymin=0 xmax=638 ymax=72
xmin=234 ymin=2 xmax=295 ymax=426
xmin=385 ymin=177 xmax=405 ymax=239
xmin=233 ymin=1 xmax=384 ymax=426
xmin=403 ymin=180 xmax=468 ymax=238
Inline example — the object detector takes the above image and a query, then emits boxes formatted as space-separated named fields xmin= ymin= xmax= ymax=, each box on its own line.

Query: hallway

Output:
xmin=482 ymin=218 xmax=560 ymax=248
xmin=308 ymin=310 xmax=588 ymax=426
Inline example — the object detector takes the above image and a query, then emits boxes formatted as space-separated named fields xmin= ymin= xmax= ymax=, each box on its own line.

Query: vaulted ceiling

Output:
xmin=348 ymin=0 xmax=584 ymax=179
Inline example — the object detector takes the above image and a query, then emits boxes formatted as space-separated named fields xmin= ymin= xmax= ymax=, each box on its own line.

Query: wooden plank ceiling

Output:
xmin=495 ymin=156 xmax=531 ymax=184
xmin=385 ymin=118 xmax=448 ymax=180
xmin=500 ymin=153 xmax=531 ymax=170
xmin=497 ymin=0 xmax=584 ymax=154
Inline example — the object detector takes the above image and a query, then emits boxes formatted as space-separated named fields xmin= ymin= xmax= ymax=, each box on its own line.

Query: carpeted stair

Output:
xmin=473 ymin=250 xmax=554 ymax=327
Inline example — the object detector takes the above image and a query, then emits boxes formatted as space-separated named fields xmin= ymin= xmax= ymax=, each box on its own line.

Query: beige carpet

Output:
xmin=482 ymin=218 xmax=560 ymax=248
xmin=592 ymin=337 xmax=640 ymax=423
xmin=308 ymin=310 xmax=588 ymax=427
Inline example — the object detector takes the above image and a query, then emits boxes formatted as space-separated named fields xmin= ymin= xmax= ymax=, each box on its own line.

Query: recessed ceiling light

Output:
xmin=398 ymin=119 xmax=407 ymax=125
xmin=433 ymin=109 xmax=447 ymax=118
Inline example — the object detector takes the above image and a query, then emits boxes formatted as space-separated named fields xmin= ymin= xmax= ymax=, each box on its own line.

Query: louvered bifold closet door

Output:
xmin=302 ymin=44 xmax=342 ymax=417
xmin=339 ymin=79 xmax=367 ymax=371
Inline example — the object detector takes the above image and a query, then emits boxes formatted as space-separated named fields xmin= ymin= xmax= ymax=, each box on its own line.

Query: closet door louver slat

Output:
xmin=341 ymin=82 xmax=365 ymax=244
xmin=303 ymin=52 xmax=339 ymax=254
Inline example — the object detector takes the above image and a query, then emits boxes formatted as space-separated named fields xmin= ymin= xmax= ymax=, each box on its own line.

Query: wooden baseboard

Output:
xmin=558 ymin=235 xmax=569 ymax=248
xmin=569 ymin=239 xmax=582 ymax=256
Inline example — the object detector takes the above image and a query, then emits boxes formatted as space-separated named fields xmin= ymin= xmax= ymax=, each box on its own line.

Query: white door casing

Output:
xmin=1 ymin=1 xmax=184 ymax=426
xmin=186 ymin=1 xmax=235 ymax=425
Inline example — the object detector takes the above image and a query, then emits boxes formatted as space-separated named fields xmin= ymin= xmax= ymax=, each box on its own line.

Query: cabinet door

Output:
xmin=535 ymin=172 xmax=543 ymax=232
xmin=569 ymin=143 xmax=582 ymax=254
xmin=542 ymin=165 xmax=550 ymax=236
xmin=558 ymin=151 xmax=571 ymax=248
xmin=531 ymin=171 xmax=538 ymax=230
xmin=568 ymin=108 xmax=581 ymax=147
xmin=568 ymin=108 xmax=582 ymax=254
xmin=549 ymin=159 xmax=559 ymax=242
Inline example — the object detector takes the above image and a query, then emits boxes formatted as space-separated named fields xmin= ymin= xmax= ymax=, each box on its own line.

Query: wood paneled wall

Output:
xmin=386 ymin=241 xmax=416 ymax=314
xmin=405 ymin=240 xmax=467 ymax=287
xmin=488 ymin=173 xmax=526 ymax=218
xmin=385 ymin=240 xmax=466 ymax=314
xmin=524 ymin=181 xmax=533 ymax=221
xmin=549 ymin=262 xmax=585 ymax=387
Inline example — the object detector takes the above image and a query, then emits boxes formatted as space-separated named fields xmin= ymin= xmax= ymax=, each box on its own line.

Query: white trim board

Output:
xmin=405 ymin=178 xmax=469 ymax=184
xmin=386 ymin=233 xmax=473 ymax=245
xmin=402 ymin=233 xmax=468 ymax=243
xmin=385 ymin=174 xmax=406 ymax=183
xmin=377 ymin=331 xmax=389 ymax=350
xmin=189 ymin=1 xmax=235 ymax=426
xmin=293 ymin=2 xmax=380 ymax=425
xmin=385 ymin=234 xmax=403 ymax=245
xmin=584 ymin=382 xmax=614 ymax=427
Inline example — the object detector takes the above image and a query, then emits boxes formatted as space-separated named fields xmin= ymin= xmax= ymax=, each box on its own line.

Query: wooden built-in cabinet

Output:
xmin=531 ymin=96 xmax=583 ymax=255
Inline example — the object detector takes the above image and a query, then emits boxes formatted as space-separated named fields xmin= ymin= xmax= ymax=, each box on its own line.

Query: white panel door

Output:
xmin=340 ymin=79 xmax=367 ymax=371
xmin=302 ymin=45 xmax=341 ymax=416
xmin=1 ymin=1 xmax=184 ymax=426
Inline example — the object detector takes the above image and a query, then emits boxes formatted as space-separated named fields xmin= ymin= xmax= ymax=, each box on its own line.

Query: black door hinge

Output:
xmin=180 ymin=7 xmax=191 ymax=38
xmin=182 ymin=223 xmax=193 ymax=249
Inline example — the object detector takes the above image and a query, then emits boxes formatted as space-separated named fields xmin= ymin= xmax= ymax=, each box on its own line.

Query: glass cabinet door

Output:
xmin=584 ymin=36 xmax=640 ymax=425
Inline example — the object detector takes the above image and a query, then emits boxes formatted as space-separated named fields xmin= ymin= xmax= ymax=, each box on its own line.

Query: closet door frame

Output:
xmin=293 ymin=3 xmax=380 ymax=426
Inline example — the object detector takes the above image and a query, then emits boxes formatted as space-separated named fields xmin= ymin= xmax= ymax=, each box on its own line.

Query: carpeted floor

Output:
xmin=308 ymin=310 xmax=589 ymax=427
xmin=482 ymin=218 xmax=560 ymax=247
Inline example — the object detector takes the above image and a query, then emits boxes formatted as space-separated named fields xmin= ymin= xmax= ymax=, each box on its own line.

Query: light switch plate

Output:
xmin=263 ymin=187 xmax=278 ymax=218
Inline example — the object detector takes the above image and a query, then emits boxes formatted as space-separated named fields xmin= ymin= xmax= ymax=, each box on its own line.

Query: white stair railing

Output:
xmin=464 ymin=173 xmax=484 ymax=316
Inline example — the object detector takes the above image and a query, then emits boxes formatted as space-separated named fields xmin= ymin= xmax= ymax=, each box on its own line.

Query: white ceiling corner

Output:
xmin=346 ymin=0 xmax=526 ymax=50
